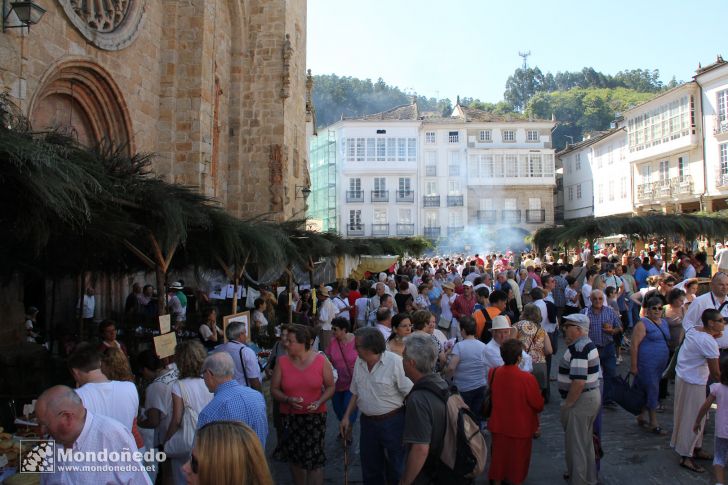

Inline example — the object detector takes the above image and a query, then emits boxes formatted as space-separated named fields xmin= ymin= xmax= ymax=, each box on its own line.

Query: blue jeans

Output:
xmin=360 ymin=410 xmax=406 ymax=485
xmin=331 ymin=390 xmax=358 ymax=423
xmin=598 ymin=342 xmax=617 ymax=403
xmin=459 ymin=385 xmax=486 ymax=422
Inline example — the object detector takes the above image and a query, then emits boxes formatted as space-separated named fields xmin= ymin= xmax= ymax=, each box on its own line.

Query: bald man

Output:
xmin=36 ymin=385 xmax=150 ymax=484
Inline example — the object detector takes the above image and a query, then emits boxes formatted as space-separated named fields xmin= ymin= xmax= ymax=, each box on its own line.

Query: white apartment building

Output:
xmin=419 ymin=120 xmax=468 ymax=240
xmin=333 ymin=103 xmax=420 ymax=238
xmin=313 ymin=101 xmax=557 ymax=244
xmin=591 ymin=128 xmax=632 ymax=217
xmin=695 ymin=56 xmax=728 ymax=212
xmin=626 ymin=82 xmax=705 ymax=214
xmin=558 ymin=137 xmax=596 ymax=220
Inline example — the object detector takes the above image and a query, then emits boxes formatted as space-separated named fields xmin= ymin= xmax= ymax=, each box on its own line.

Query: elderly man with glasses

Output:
xmin=683 ymin=272 xmax=728 ymax=341
xmin=581 ymin=289 xmax=622 ymax=410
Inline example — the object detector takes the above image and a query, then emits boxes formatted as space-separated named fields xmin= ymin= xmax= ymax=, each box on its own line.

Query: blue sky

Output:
xmin=307 ymin=0 xmax=728 ymax=103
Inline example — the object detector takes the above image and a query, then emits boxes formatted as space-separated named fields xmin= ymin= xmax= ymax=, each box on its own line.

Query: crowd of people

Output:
xmin=18 ymin=240 xmax=728 ymax=485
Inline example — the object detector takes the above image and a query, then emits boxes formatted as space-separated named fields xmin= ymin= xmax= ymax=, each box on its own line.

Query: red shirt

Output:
xmin=348 ymin=290 xmax=362 ymax=319
xmin=487 ymin=365 xmax=544 ymax=438
xmin=451 ymin=294 xmax=476 ymax=320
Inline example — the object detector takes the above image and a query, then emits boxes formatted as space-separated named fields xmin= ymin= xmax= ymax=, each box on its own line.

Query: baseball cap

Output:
xmin=563 ymin=313 xmax=590 ymax=331
xmin=463 ymin=281 xmax=474 ymax=287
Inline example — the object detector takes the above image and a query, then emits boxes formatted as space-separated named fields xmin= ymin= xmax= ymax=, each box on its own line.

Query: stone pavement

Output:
xmin=266 ymin=348 xmax=717 ymax=484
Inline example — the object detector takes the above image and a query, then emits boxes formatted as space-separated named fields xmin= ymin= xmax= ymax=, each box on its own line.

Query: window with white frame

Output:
xmin=374 ymin=177 xmax=386 ymax=193
xmin=502 ymin=130 xmax=515 ymax=142
xmin=482 ymin=155 xmax=495 ymax=177
xmin=407 ymin=138 xmax=417 ymax=160
xmin=575 ymin=153 xmax=581 ymax=170
xmin=425 ymin=211 xmax=438 ymax=227
xmin=576 ymin=184 xmax=582 ymax=199
xmin=659 ymin=160 xmax=669 ymax=181
xmin=627 ymin=96 xmax=691 ymax=151
xmin=349 ymin=210 xmax=361 ymax=228
xmin=373 ymin=208 xmax=387 ymax=224
xmin=678 ymin=156 xmax=687 ymax=180
xmin=376 ymin=138 xmax=386 ymax=161
xmin=494 ymin=155 xmax=505 ymax=177
xmin=504 ymin=198 xmax=517 ymax=210
xmin=448 ymin=180 xmax=461 ymax=195
xmin=597 ymin=183 xmax=604 ymax=203
xmin=346 ymin=139 xmax=356 ymax=160
xmin=425 ymin=131 xmax=436 ymax=144
xmin=479 ymin=198 xmax=493 ymax=210
xmin=397 ymin=138 xmax=406 ymax=161
xmin=449 ymin=151 xmax=460 ymax=176
xmin=721 ymin=143 xmax=728 ymax=174
xmin=528 ymin=154 xmax=542 ymax=177
xmin=505 ymin=154 xmax=518 ymax=177
xmin=449 ymin=211 xmax=463 ymax=227
xmin=387 ymin=138 xmax=396 ymax=158
xmin=529 ymin=198 xmax=541 ymax=209
xmin=425 ymin=180 xmax=438 ymax=195
xmin=366 ymin=138 xmax=375 ymax=161
xmin=398 ymin=208 xmax=412 ymax=223
xmin=642 ymin=165 xmax=652 ymax=184
xmin=349 ymin=178 xmax=361 ymax=191
xmin=479 ymin=130 xmax=492 ymax=142
xmin=527 ymin=130 xmax=539 ymax=142
xmin=568 ymin=186 xmax=574 ymax=201
xmin=620 ymin=177 xmax=627 ymax=199
xmin=448 ymin=131 xmax=459 ymax=143
xmin=608 ymin=180 xmax=615 ymax=201
xmin=425 ymin=151 xmax=437 ymax=165
xmin=718 ymin=90 xmax=728 ymax=124
xmin=399 ymin=177 xmax=411 ymax=193
xmin=356 ymin=138 xmax=365 ymax=161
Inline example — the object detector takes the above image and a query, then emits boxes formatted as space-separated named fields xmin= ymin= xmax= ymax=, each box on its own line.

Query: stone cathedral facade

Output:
xmin=0 ymin=0 xmax=311 ymax=220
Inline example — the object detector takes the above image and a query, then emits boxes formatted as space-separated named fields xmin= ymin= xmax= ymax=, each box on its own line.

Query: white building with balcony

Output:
xmin=695 ymin=56 xmax=728 ymax=212
xmin=452 ymin=105 xmax=557 ymax=241
xmin=626 ymin=82 xmax=704 ymax=214
xmin=331 ymin=102 xmax=421 ymax=238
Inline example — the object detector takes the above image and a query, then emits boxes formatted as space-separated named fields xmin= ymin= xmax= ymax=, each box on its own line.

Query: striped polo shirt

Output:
xmin=558 ymin=335 xmax=601 ymax=398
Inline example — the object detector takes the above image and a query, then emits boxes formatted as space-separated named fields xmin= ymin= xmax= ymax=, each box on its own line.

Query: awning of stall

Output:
xmin=348 ymin=255 xmax=399 ymax=281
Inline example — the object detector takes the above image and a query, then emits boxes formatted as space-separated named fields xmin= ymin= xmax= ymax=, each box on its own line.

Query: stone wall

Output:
xmin=0 ymin=0 xmax=309 ymax=330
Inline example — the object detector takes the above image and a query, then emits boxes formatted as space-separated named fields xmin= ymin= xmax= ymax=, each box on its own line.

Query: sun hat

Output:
xmin=463 ymin=281 xmax=474 ymax=287
xmin=169 ymin=282 xmax=183 ymax=290
xmin=491 ymin=315 xmax=511 ymax=330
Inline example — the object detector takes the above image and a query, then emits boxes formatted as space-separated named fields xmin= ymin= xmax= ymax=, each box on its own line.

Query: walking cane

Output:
xmin=343 ymin=436 xmax=350 ymax=485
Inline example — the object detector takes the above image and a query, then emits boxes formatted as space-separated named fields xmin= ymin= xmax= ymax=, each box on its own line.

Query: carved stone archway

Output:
xmin=58 ymin=0 xmax=147 ymax=51
xmin=29 ymin=59 xmax=133 ymax=154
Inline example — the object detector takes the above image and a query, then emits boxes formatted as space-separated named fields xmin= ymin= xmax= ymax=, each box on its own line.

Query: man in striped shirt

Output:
xmin=559 ymin=313 xmax=601 ymax=485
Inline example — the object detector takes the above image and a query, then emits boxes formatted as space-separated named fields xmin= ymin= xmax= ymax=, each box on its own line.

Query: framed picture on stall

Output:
xmin=222 ymin=311 xmax=250 ymax=343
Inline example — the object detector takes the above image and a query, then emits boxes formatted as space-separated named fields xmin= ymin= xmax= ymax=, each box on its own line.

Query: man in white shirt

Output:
xmin=483 ymin=316 xmax=532 ymax=386
xmin=69 ymin=345 xmax=139 ymax=438
xmin=340 ymin=328 xmax=413 ymax=485
xmin=36 ymin=386 xmax=151 ymax=485
xmin=213 ymin=321 xmax=261 ymax=390
xmin=332 ymin=286 xmax=352 ymax=321
xmin=681 ymin=257 xmax=697 ymax=280
xmin=682 ymin=273 xmax=728 ymax=347
xmin=77 ymin=287 xmax=96 ymax=325
xmin=316 ymin=287 xmax=337 ymax=351
xmin=375 ymin=307 xmax=393 ymax=341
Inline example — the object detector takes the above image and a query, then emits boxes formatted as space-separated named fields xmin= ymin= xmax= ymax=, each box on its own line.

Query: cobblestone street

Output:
xmin=267 ymin=342 xmax=717 ymax=484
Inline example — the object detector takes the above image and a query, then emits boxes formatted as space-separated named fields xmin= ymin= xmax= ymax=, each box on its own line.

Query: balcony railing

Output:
xmin=526 ymin=209 xmax=546 ymax=223
xmin=448 ymin=226 xmax=464 ymax=236
xmin=396 ymin=190 xmax=414 ymax=203
xmin=425 ymin=165 xmax=437 ymax=176
xmin=477 ymin=210 xmax=497 ymax=224
xmin=448 ymin=135 xmax=459 ymax=143
xmin=424 ymin=226 xmax=441 ymax=239
xmin=371 ymin=223 xmax=389 ymax=236
xmin=447 ymin=195 xmax=464 ymax=207
xmin=716 ymin=120 xmax=728 ymax=136
xmin=396 ymin=223 xmax=415 ymax=236
xmin=346 ymin=190 xmax=363 ymax=203
xmin=502 ymin=209 xmax=521 ymax=223
xmin=347 ymin=224 xmax=365 ymax=236
xmin=423 ymin=195 xmax=441 ymax=207
xmin=636 ymin=175 xmax=694 ymax=201
xmin=371 ymin=190 xmax=389 ymax=202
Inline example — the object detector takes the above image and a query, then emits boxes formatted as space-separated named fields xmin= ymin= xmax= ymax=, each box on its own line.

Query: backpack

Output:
xmin=412 ymin=382 xmax=487 ymax=480
xmin=478 ymin=308 xmax=493 ymax=344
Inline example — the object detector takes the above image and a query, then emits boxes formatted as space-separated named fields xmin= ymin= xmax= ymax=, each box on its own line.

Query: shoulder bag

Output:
xmin=164 ymin=380 xmax=198 ymax=458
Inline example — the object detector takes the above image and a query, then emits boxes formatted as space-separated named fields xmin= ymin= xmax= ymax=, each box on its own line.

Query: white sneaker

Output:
xmin=616 ymin=356 xmax=623 ymax=364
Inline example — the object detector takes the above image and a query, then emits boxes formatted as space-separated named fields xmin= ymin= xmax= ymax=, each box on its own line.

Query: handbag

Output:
xmin=438 ymin=316 xmax=452 ymax=329
xmin=610 ymin=372 xmax=646 ymax=415
xmin=164 ymin=380 xmax=198 ymax=458
xmin=482 ymin=367 xmax=497 ymax=419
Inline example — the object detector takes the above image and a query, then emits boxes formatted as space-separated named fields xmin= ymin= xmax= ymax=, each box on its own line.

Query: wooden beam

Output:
xmin=122 ymin=239 xmax=156 ymax=269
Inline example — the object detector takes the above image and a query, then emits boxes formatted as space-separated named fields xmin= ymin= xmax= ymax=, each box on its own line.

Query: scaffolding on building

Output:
xmin=307 ymin=129 xmax=337 ymax=232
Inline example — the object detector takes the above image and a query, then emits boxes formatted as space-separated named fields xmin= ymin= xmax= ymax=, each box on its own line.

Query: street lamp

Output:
xmin=295 ymin=185 xmax=312 ymax=200
xmin=3 ymin=0 xmax=46 ymax=32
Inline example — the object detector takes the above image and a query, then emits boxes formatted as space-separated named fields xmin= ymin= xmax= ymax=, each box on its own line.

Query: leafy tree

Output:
xmin=503 ymin=67 xmax=546 ymax=111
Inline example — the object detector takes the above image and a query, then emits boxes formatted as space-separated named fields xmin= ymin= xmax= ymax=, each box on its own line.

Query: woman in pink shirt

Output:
xmin=325 ymin=317 xmax=359 ymax=443
xmin=271 ymin=324 xmax=335 ymax=485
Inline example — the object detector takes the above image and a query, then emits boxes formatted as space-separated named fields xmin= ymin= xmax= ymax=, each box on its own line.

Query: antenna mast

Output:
xmin=518 ymin=50 xmax=531 ymax=70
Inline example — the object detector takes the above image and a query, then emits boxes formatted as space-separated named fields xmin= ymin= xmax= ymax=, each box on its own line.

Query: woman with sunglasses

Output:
xmin=182 ymin=421 xmax=273 ymax=485
xmin=630 ymin=296 xmax=671 ymax=435
xmin=386 ymin=312 xmax=412 ymax=357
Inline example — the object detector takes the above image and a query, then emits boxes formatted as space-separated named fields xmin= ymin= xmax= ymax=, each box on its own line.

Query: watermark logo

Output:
xmin=20 ymin=440 xmax=55 ymax=473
